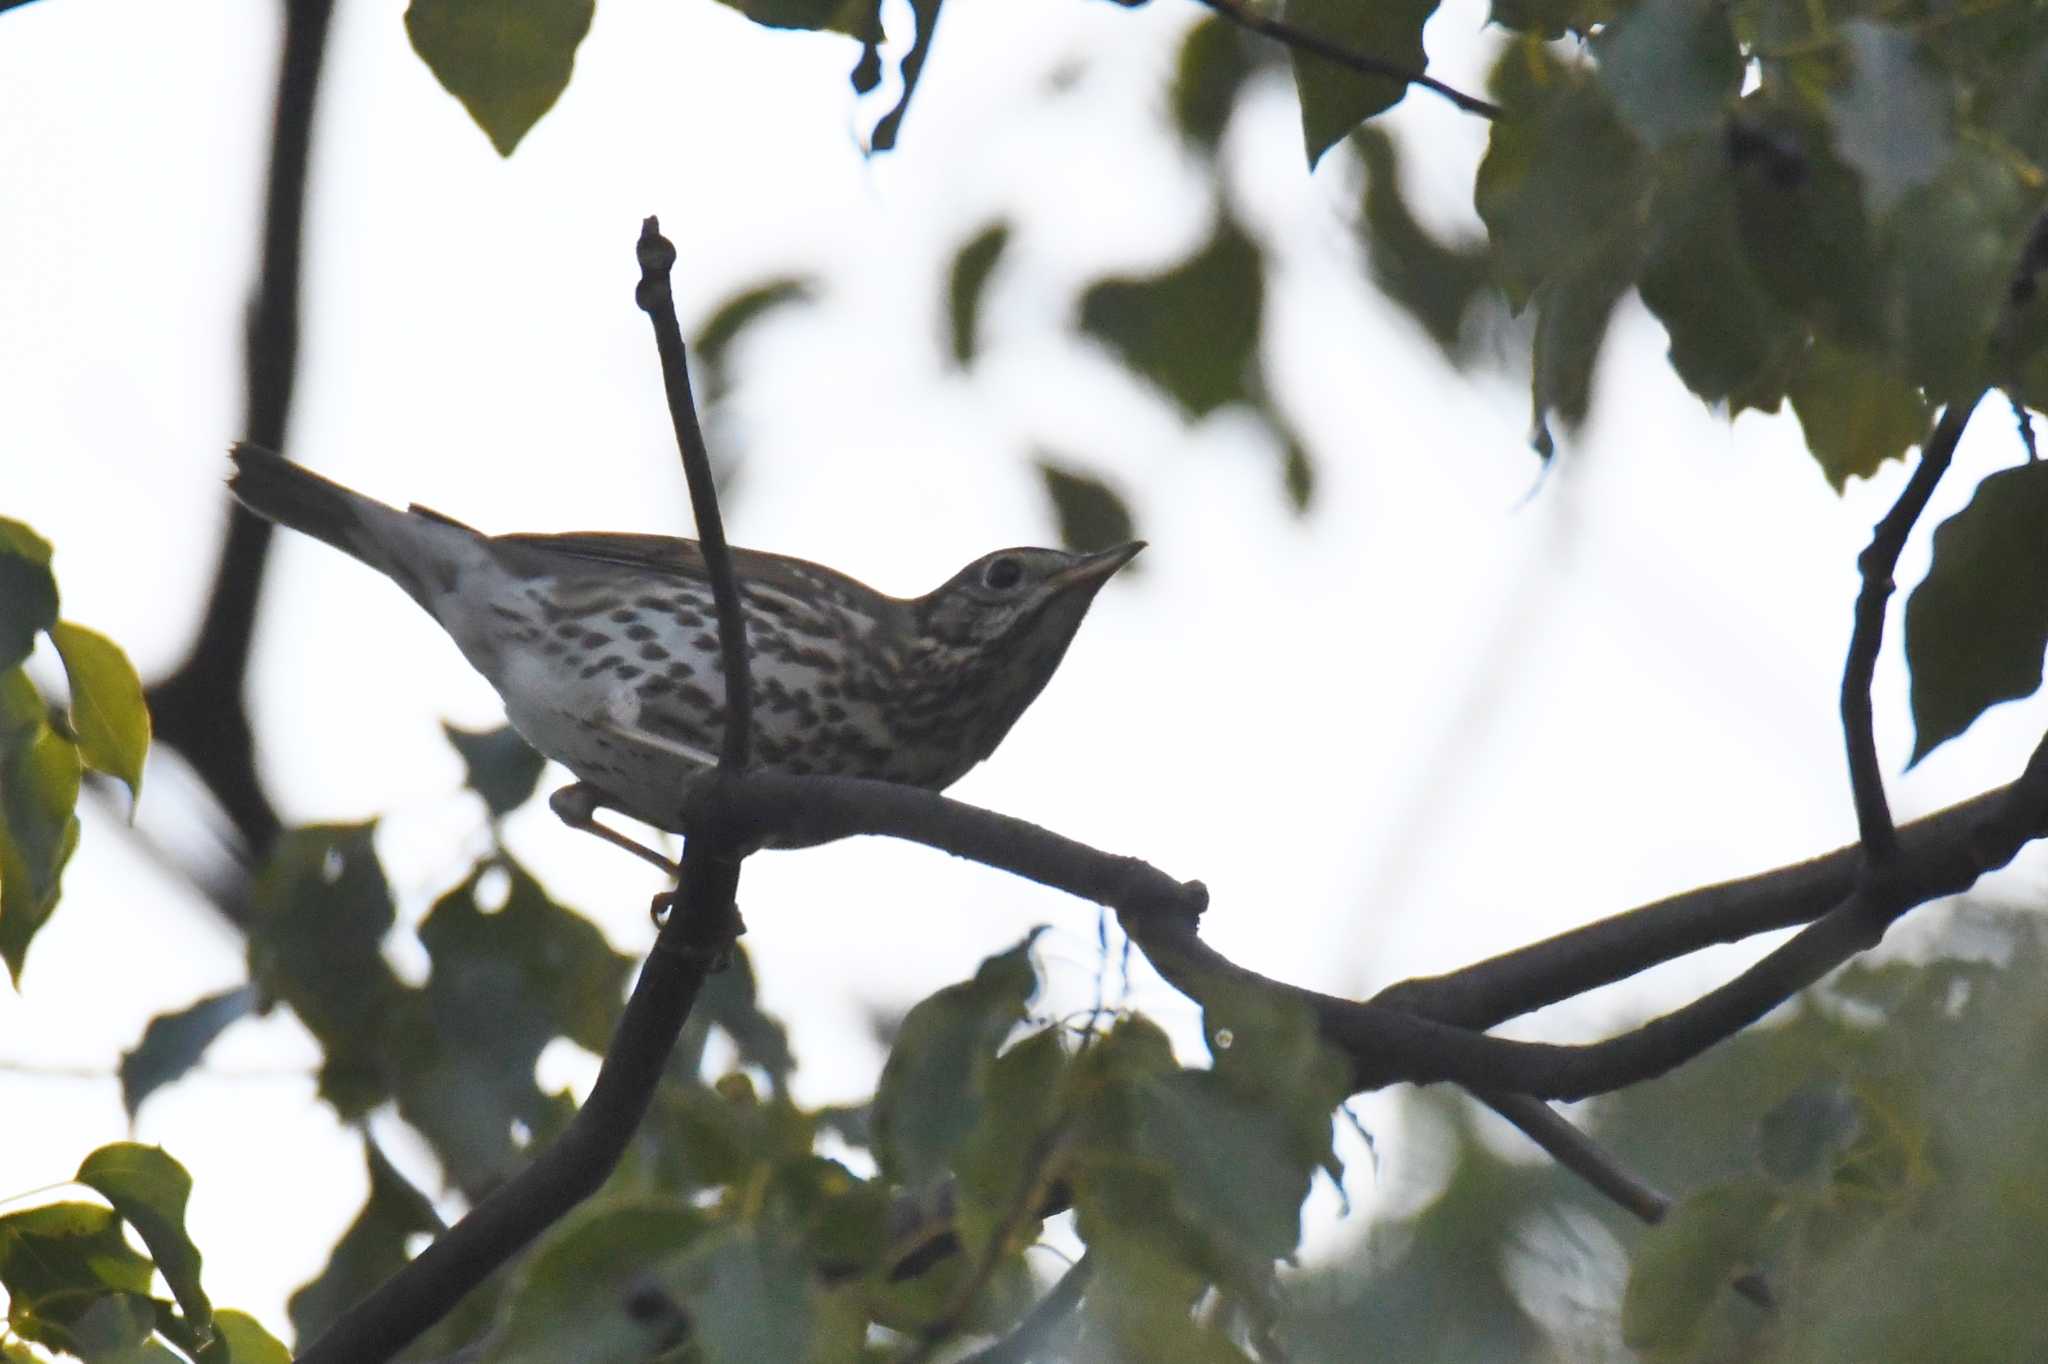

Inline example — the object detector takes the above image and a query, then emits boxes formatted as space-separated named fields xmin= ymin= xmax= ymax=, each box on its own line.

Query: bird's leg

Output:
xmin=548 ymin=783 xmax=681 ymax=877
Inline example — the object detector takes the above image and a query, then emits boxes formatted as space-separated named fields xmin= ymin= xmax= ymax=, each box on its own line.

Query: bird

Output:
xmin=227 ymin=443 xmax=1141 ymax=867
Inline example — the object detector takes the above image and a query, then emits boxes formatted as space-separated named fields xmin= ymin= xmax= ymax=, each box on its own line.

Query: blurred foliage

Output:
xmin=1036 ymin=460 xmax=1139 ymax=557
xmin=0 ymin=518 xmax=149 ymax=986
xmin=653 ymin=0 xmax=2048 ymax=759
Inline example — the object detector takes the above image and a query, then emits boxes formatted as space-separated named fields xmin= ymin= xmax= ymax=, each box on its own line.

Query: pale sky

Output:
xmin=4 ymin=0 xmax=2042 ymax=1344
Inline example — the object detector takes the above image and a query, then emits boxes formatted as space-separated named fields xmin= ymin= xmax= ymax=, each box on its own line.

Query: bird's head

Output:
xmin=915 ymin=542 xmax=1144 ymax=654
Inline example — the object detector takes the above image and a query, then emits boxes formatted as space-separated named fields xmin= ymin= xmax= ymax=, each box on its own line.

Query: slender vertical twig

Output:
xmin=635 ymin=217 xmax=754 ymax=773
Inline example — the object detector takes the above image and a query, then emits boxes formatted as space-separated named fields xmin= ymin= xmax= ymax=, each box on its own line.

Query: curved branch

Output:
xmin=1371 ymin=780 xmax=2007 ymax=1031
xmin=1841 ymin=394 xmax=1984 ymax=861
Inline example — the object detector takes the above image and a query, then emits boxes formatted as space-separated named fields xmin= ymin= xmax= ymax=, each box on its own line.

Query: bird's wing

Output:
xmin=487 ymin=530 xmax=907 ymax=611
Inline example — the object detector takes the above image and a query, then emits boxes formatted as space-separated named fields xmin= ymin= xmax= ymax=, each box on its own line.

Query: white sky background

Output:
xmin=4 ymin=0 xmax=2045 ymax=1345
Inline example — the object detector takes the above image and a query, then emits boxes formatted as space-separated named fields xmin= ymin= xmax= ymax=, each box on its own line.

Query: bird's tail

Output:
xmin=227 ymin=443 xmax=475 ymax=608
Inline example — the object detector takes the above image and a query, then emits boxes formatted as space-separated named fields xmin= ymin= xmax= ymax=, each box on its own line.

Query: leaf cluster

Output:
xmin=0 ymin=520 xmax=149 ymax=985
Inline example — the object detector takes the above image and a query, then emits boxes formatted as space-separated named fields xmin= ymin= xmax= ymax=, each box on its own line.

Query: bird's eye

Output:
xmin=981 ymin=556 xmax=1024 ymax=591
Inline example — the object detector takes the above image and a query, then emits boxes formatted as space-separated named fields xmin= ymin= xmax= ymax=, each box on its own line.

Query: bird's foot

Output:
xmin=548 ymin=783 xmax=681 ymax=877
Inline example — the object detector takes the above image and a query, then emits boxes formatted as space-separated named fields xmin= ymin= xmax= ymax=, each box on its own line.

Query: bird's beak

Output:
xmin=1058 ymin=541 xmax=1145 ymax=588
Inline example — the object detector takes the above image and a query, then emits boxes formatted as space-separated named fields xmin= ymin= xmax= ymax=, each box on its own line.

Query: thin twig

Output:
xmin=1479 ymin=1093 xmax=1775 ymax=1310
xmin=636 ymin=216 xmax=753 ymax=772
xmin=960 ymin=1253 xmax=1095 ymax=1364
xmin=1194 ymin=0 xmax=1503 ymax=121
xmin=1840 ymin=393 xmax=1984 ymax=863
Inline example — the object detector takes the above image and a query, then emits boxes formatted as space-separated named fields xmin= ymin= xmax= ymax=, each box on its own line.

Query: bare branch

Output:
xmin=1372 ymin=781 xmax=2006 ymax=1031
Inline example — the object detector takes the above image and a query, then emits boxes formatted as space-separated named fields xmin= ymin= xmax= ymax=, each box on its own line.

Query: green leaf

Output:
xmin=1888 ymin=145 xmax=2031 ymax=402
xmin=0 ymin=518 xmax=57 ymax=674
xmin=673 ymin=941 xmax=796 ymax=1089
xmin=441 ymin=722 xmax=545 ymax=819
xmin=1906 ymin=461 xmax=2048 ymax=762
xmin=482 ymin=1201 xmax=711 ymax=1364
xmin=1283 ymin=0 xmax=1438 ymax=166
xmin=956 ymin=1027 xmax=1068 ymax=1220
xmin=1621 ymin=1182 xmax=1778 ymax=1353
xmin=48 ymin=621 xmax=149 ymax=806
xmin=0 ymin=667 xmax=82 ymax=987
xmin=1592 ymin=0 xmax=1739 ymax=150
xmin=120 ymin=985 xmax=260 ymax=1118
xmin=0 ymin=1202 xmax=155 ymax=1354
xmin=1475 ymin=41 xmax=1645 ymax=310
xmin=709 ymin=0 xmax=879 ymax=37
xmin=1171 ymin=17 xmax=1260 ymax=151
xmin=197 ymin=1310 xmax=290 ymax=1364
xmin=1281 ymin=432 xmax=1316 ymax=513
xmin=652 ymin=1228 xmax=814 ymax=1364
xmin=1352 ymin=127 xmax=1495 ymax=361
xmin=947 ymin=222 xmax=1009 ymax=367
xmin=1730 ymin=106 xmax=1888 ymax=350
xmin=1787 ymin=341 xmax=1930 ymax=490
xmin=1080 ymin=214 xmax=1263 ymax=419
xmin=397 ymin=858 xmax=629 ymax=1192
xmin=245 ymin=825 xmax=404 ymax=1115
xmin=1830 ymin=21 xmax=1954 ymax=220
xmin=1036 ymin=460 xmax=1137 ymax=557
xmin=1081 ymin=1232 xmax=1257 ymax=1364
xmin=1527 ymin=245 xmax=1637 ymax=456
xmin=868 ymin=0 xmax=941 ymax=152
xmin=404 ymin=0 xmax=594 ymax=156
xmin=693 ymin=277 xmax=817 ymax=404
xmin=872 ymin=933 xmax=1041 ymax=1188
xmin=1757 ymin=1079 xmax=1863 ymax=1185
xmin=75 ymin=1144 xmax=211 ymax=1341
xmin=287 ymin=1141 xmax=443 ymax=1346
xmin=1487 ymin=0 xmax=1610 ymax=39
xmin=1639 ymin=139 xmax=1801 ymax=411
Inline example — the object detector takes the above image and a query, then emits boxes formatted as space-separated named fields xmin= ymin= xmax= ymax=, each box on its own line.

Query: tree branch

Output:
xmin=1840 ymin=393 xmax=1984 ymax=862
xmin=1193 ymin=0 xmax=1504 ymax=121
xmin=1371 ymin=782 xmax=2006 ymax=1031
xmin=148 ymin=0 xmax=338 ymax=859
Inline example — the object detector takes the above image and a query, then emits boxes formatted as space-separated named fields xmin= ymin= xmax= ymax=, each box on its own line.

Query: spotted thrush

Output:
xmin=228 ymin=443 xmax=1140 ymax=855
